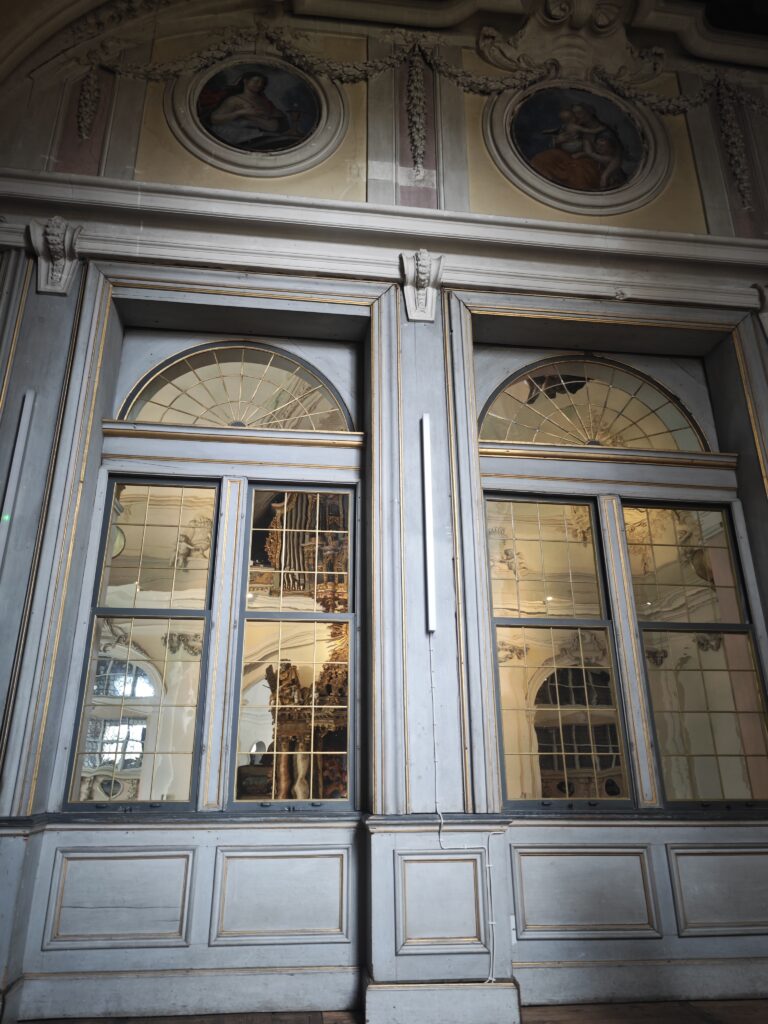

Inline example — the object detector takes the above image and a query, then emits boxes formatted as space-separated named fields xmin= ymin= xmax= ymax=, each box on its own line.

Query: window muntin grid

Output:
xmin=480 ymin=359 xmax=705 ymax=451
xmin=235 ymin=489 xmax=352 ymax=803
xmin=487 ymin=498 xmax=629 ymax=802
xmin=624 ymin=506 xmax=742 ymax=623
xmin=70 ymin=480 xmax=216 ymax=805
xmin=100 ymin=483 xmax=215 ymax=609
xmin=487 ymin=499 xmax=602 ymax=618
xmin=624 ymin=503 xmax=768 ymax=802
xmin=124 ymin=344 xmax=349 ymax=432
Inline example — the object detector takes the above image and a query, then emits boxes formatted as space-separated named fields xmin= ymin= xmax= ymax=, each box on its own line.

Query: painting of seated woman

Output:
xmin=197 ymin=62 xmax=321 ymax=153
xmin=511 ymin=86 xmax=645 ymax=193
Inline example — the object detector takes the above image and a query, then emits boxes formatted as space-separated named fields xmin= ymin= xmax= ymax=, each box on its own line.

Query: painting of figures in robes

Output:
xmin=197 ymin=61 xmax=321 ymax=153
xmin=510 ymin=86 xmax=645 ymax=193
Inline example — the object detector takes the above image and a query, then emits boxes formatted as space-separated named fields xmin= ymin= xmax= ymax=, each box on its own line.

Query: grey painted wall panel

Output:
xmin=44 ymin=848 xmax=193 ymax=947
xmin=211 ymin=847 xmax=349 ymax=944
xmin=397 ymin=852 xmax=487 ymax=952
xmin=512 ymin=847 xmax=659 ymax=939
xmin=668 ymin=846 xmax=768 ymax=936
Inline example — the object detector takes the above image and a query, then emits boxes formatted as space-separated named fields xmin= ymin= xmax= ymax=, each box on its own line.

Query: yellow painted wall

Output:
xmin=135 ymin=30 xmax=366 ymax=202
xmin=464 ymin=52 xmax=708 ymax=234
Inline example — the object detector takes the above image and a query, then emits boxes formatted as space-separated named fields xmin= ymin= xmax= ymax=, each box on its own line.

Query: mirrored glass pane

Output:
xmin=486 ymin=499 xmax=602 ymax=619
xmin=312 ymin=755 xmax=348 ymax=799
xmin=151 ymin=754 xmax=193 ymax=802
xmin=624 ymin=506 xmax=743 ymax=623
xmin=236 ymin=618 xmax=350 ymax=802
xmin=100 ymin=484 xmax=215 ymax=609
xmin=71 ymin=615 xmax=204 ymax=803
xmin=495 ymin=625 xmax=626 ymax=800
xmin=128 ymin=346 xmax=348 ymax=431
xmin=479 ymin=359 xmax=704 ymax=451
xmin=642 ymin=630 xmax=768 ymax=801
xmin=247 ymin=490 xmax=350 ymax=612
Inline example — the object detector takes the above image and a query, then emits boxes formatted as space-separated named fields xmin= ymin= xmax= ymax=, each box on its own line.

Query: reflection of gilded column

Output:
xmin=293 ymin=748 xmax=310 ymax=799
xmin=276 ymin=753 xmax=292 ymax=799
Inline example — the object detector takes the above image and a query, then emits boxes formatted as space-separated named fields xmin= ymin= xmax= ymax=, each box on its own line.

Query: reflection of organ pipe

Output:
xmin=280 ymin=491 xmax=315 ymax=589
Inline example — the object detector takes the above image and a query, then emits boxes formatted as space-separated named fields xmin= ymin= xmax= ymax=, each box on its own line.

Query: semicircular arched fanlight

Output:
xmin=479 ymin=358 xmax=705 ymax=452
xmin=123 ymin=344 xmax=350 ymax=432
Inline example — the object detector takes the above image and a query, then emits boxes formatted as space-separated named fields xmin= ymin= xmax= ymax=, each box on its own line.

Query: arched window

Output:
xmin=482 ymin=357 xmax=768 ymax=809
xmin=479 ymin=357 xmax=706 ymax=451
xmin=122 ymin=343 xmax=351 ymax=432
xmin=69 ymin=340 xmax=357 ymax=809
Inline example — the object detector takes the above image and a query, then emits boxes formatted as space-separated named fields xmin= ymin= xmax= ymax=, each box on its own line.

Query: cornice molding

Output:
xmin=4 ymin=1 xmax=768 ymax=92
xmin=0 ymin=170 xmax=766 ymax=310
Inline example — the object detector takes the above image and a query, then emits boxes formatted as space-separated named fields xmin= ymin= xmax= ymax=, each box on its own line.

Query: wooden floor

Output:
xmin=26 ymin=1015 xmax=357 ymax=1024
xmin=521 ymin=1001 xmax=768 ymax=1023
xmin=27 ymin=1001 xmax=768 ymax=1023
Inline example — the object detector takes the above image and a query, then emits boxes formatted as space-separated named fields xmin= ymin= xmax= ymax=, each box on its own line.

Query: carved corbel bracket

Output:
xmin=28 ymin=216 xmax=82 ymax=295
xmin=401 ymin=249 xmax=444 ymax=322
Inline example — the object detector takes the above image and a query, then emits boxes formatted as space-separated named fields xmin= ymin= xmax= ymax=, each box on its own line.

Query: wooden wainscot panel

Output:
xmin=512 ymin=847 xmax=660 ymax=940
xmin=43 ymin=848 xmax=193 ymax=949
xmin=395 ymin=852 xmax=488 ymax=955
xmin=668 ymin=845 xmax=768 ymax=936
xmin=210 ymin=847 xmax=349 ymax=945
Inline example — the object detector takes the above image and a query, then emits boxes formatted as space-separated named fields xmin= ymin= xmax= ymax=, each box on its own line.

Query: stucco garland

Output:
xmin=73 ymin=16 xmax=768 ymax=201
xmin=78 ymin=24 xmax=555 ymax=176
xmin=594 ymin=67 xmax=766 ymax=210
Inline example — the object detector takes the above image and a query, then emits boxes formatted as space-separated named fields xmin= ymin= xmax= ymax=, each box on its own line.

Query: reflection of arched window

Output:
xmin=122 ymin=343 xmax=351 ymax=432
xmin=534 ymin=669 xmax=624 ymax=799
xmin=480 ymin=358 xmax=706 ymax=451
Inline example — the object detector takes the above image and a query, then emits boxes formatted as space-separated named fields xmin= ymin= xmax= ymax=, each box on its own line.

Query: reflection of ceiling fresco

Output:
xmin=481 ymin=359 xmax=705 ymax=451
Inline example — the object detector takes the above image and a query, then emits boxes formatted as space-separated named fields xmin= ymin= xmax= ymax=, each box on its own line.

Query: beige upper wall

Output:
xmin=134 ymin=30 xmax=367 ymax=202
xmin=463 ymin=53 xmax=708 ymax=234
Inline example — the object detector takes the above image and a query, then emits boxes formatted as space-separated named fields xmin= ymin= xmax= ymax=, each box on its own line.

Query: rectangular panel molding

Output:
xmin=668 ymin=845 xmax=768 ymax=936
xmin=512 ymin=846 xmax=660 ymax=939
xmin=44 ymin=848 xmax=193 ymax=948
xmin=395 ymin=851 xmax=488 ymax=955
xmin=210 ymin=846 xmax=349 ymax=945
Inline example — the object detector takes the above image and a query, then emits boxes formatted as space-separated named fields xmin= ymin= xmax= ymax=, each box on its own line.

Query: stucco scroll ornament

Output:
xmin=478 ymin=1 xmax=664 ymax=84
xmin=28 ymin=216 xmax=82 ymax=296
xmin=401 ymin=249 xmax=444 ymax=322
